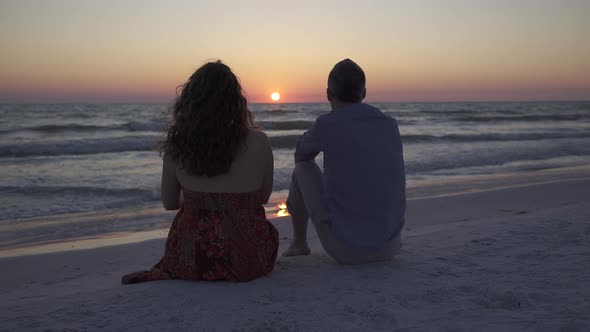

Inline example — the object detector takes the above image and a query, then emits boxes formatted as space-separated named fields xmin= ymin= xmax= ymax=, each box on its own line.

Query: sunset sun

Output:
xmin=271 ymin=92 xmax=281 ymax=101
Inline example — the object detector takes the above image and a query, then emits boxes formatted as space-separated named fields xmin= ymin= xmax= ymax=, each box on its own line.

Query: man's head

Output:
xmin=327 ymin=59 xmax=366 ymax=106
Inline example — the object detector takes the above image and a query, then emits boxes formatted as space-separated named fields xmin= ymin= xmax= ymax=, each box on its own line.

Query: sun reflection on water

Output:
xmin=275 ymin=202 xmax=289 ymax=217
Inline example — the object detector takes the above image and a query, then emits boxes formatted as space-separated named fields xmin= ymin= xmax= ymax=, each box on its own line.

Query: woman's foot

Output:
xmin=121 ymin=270 xmax=148 ymax=284
xmin=121 ymin=268 xmax=172 ymax=284
xmin=282 ymin=242 xmax=311 ymax=256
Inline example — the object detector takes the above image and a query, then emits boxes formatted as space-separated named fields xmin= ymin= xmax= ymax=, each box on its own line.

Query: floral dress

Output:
xmin=121 ymin=189 xmax=279 ymax=283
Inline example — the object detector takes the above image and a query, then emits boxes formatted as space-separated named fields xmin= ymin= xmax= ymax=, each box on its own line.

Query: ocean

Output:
xmin=1 ymin=101 xmax=589 ymax=247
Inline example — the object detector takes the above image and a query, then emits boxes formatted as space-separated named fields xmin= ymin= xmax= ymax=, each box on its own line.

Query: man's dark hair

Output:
xmin=327 ymin=58 xmax=366 ymax=103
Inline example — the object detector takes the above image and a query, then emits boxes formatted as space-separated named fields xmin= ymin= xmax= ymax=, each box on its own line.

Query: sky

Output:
xmin=0 ymin=0 xmax=589 ymax=103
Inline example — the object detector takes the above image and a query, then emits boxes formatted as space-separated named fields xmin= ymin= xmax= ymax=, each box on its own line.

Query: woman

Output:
xmin=122 ymin=61 xmax=278 ymax=283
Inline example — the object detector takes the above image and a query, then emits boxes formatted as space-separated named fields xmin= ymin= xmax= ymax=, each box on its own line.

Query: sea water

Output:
xmin=1 ymin=102 xmax=589 ymax=246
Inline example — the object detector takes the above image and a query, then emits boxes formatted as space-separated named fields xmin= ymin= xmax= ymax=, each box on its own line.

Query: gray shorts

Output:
xmin=287 ymin=161 xmax=402 ymax=265
xmin=315 ymin=220 xmax=402 ymax=264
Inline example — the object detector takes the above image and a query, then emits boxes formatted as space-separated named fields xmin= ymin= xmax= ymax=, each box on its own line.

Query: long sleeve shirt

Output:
xmin=295 ymin=103 xmax=406 ymax=250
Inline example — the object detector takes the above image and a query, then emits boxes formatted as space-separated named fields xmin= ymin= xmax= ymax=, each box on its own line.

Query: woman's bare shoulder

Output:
xmin=247 ymin=128 xmax=270 ymax=146
xmin=162 ymin=153 xmax=176 ymax=163
xmin=248 ymin=128 xmax=269 ymax=139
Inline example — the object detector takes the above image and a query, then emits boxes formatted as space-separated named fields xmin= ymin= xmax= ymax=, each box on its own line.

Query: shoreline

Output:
xmin=1 ymin=164 xmax=589 ymax=258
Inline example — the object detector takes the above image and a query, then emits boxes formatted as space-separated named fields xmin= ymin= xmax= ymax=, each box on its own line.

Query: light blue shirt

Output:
xmin=295 ymin=103 xmax=406 ymax=250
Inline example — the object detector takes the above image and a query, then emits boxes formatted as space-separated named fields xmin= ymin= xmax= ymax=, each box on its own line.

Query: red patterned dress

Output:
xmin=121 ymin=189 xmax=279 ymax=283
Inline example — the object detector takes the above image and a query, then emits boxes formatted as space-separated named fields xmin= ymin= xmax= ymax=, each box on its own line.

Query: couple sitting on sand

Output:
xmin=122 ymin=59 xmax=406 ymax=284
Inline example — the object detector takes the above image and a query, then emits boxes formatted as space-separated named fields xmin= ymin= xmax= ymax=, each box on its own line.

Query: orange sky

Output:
xmin=1 ymin=0 xmax=589 ymax=103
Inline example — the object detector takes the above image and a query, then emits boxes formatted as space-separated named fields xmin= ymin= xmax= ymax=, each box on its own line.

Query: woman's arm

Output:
xmin=260 ymin=134 xmax=274 ymax=204
xmin=160 ymin=154 xmax=182 ymax=210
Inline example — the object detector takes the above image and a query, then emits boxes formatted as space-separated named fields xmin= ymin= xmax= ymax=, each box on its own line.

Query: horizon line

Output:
xmin=1 ymin=99 xmax=589 ymax=105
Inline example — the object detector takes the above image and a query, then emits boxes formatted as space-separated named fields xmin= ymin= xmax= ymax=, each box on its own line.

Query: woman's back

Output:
xmin=125 ymin=129 xmax=278 ymax=283
xmin=161 ymin=129 xmax=274 ymax=209
xmin=176 ymin=129 xmax=273 ymax=198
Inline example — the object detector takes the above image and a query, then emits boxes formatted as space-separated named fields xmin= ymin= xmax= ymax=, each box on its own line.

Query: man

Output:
xmin=282 ymin=58 xmax=406 ymax=264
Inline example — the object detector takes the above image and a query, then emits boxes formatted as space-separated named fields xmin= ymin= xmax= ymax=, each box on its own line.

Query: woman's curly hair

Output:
xmin=159 ymin=61 xmax=254 ymax=177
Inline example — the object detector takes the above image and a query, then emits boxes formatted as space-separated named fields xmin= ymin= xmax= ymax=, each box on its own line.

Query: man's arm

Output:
xmin=294 ymin=120 xmax=322 ymax=163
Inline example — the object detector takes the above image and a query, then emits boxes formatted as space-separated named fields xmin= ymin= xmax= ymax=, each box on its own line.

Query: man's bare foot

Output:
xmin=282 ymin=242 xmax=311 ymax=256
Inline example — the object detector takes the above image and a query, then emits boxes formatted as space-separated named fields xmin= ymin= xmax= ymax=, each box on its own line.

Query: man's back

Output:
xmin=298 ymin=103 xmax=406 ymax=250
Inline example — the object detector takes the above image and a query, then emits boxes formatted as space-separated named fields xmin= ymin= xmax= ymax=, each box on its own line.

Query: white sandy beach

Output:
xmin=1 ymin=166 xmax=589 ymax=331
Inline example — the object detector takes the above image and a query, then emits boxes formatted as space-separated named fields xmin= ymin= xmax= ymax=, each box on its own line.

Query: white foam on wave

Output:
xmin=0 ymin=135 xmax=159 ymax=157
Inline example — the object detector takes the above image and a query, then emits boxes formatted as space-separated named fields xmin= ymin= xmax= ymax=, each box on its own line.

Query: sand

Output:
xmin=1 ymin=167 xmax=589 ymax=331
